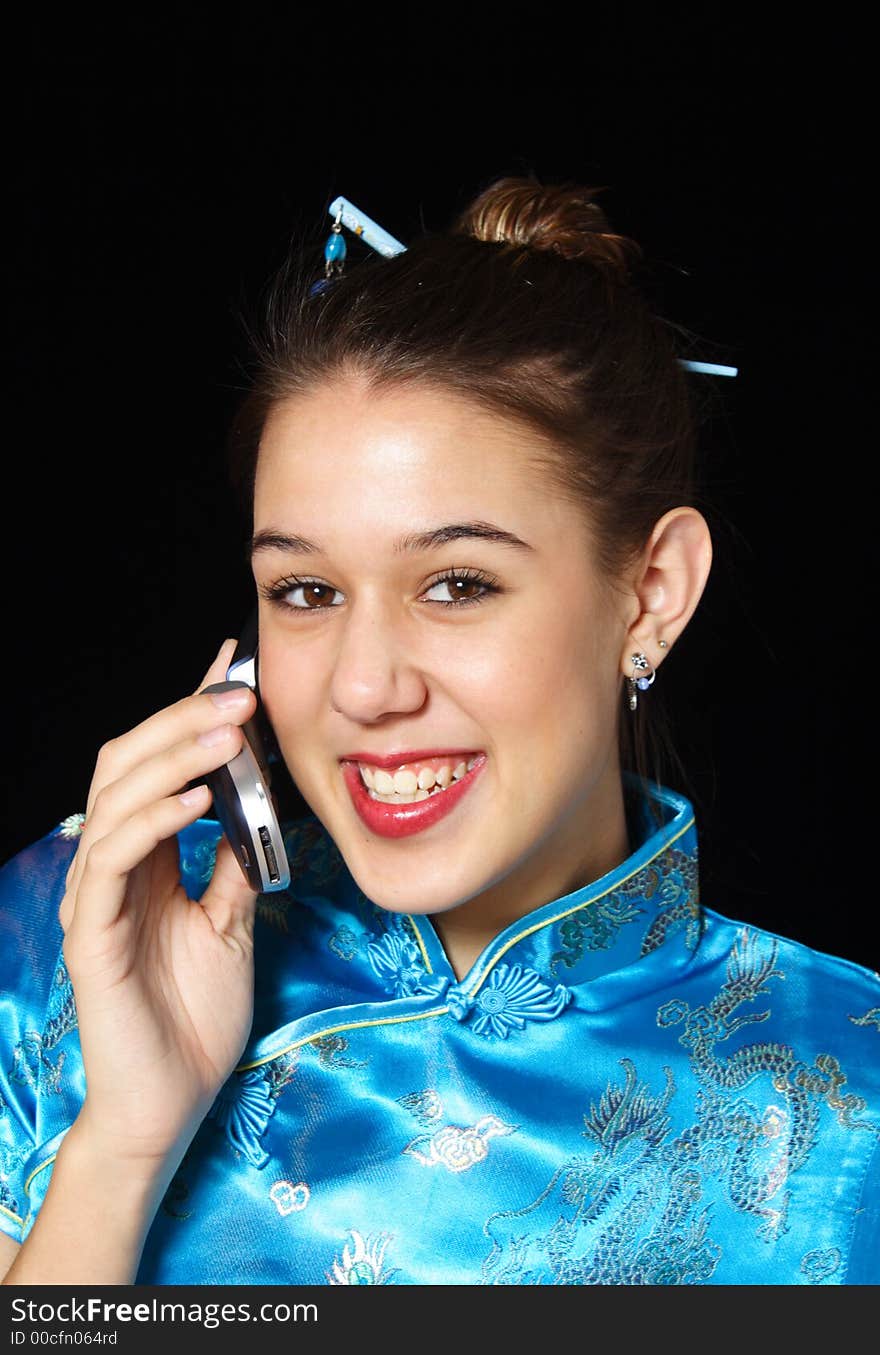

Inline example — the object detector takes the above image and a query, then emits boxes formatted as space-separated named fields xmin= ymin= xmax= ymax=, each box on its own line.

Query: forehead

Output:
xmin=254 ymin=379 xmax=575 ymax=536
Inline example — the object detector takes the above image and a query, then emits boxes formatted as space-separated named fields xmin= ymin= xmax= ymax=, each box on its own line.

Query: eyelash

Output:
xmin=259 ymin=567 xmax=501 ymax=615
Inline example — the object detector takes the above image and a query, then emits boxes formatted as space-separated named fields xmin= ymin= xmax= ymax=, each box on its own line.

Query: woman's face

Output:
xmin=252 ymin=375 xmax=634 ymax=922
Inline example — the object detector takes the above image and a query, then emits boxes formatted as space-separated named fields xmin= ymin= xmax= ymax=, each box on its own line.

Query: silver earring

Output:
xmin=627 ymin=652 xmax=656 ymax=712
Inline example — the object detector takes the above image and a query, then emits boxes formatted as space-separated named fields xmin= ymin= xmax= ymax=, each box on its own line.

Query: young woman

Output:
xmin=1 ymin=178 xmax=877 ymax=1286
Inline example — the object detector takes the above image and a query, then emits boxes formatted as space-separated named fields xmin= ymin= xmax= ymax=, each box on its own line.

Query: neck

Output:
xmin=429 ymin=764 xmax=632 ymax=983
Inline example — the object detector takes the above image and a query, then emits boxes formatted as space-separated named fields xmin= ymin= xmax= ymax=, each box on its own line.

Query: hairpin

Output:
xmin=313 ymin=195 xmax=738 ymax=378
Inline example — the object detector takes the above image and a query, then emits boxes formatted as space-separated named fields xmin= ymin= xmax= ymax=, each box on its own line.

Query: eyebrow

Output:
xmin=250 ymin=521 xmax=536 ymax=558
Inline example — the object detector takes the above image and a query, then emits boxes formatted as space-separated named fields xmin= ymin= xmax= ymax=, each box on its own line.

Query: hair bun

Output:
xmin=450 ymin=175 xmax=641 ymax=281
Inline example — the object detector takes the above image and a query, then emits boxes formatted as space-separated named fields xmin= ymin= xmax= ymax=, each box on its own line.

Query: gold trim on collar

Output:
xmin=237 ymin=1004 xmax=449 ymax=1073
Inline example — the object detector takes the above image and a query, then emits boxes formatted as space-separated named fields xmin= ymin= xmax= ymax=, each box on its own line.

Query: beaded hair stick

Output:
xmin=312 ymin=196 xmax=739 ymax=379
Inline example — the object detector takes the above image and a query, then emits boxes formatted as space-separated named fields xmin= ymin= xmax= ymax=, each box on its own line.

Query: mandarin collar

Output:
xmin=404 ymin=774 xmax=701 ymax=1000
xmin=230 ymin=775 xmax=701 ymax=1067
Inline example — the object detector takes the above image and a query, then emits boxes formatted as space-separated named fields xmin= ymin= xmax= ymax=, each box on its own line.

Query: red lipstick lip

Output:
xmin=340 ymin=749 xmax=483 ymax=769
xmin=341 ymin=755 xmax=487 ymax=839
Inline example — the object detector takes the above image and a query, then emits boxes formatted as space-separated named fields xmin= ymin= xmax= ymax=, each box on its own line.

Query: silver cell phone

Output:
xmin=199 ymin=611 xmax=291 ymax=893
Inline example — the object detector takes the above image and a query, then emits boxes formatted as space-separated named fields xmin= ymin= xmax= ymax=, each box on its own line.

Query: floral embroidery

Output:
xmin=366 ymin=932 xmax=440 ymax=999
xmin=848 ymin=1007 xmax=880 ymax=1031
xmin=800 ymin=1247 xmax=841 ymax=1283
xmin=55 ymin=812 xmax=85 ymax=839
xmin=327 ymin=1229 xmax=398 ymax=1285
xmin=310 ymin=1034 xmax=368 ymax=1070
xmin=549 ymin=845 xmax=699 ymax=974
xmin=207 ymin=1070 xmax=277 ymax=1169
xmin=270 ymin=1180 xmax=310 ymax=1215
xmin=263 ymin=1050 xmax=299 ymax=1097
xmin=397 ymin=1089 xmax=443 ymax=1125
xmin=448 ymin=963 xmax=572 ymax=1039
xmin=550 ymin=892 xmax=644 ymax=972
xmin=405 ymin=1115 xmax=516 ymax=1172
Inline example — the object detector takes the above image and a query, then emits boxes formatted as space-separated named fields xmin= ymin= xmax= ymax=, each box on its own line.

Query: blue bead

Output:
xmin=309 ymin=279 xmax=332 ymax=296
xmin=637 ymin=677 xmax=651 ymax=690
xmin=324 ymin=233 xmax=347 ymax=263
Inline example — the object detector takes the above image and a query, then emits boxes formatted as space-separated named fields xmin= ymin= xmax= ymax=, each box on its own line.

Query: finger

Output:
xmin=88 ymin=723 xmax=247 ymax=837
xmin=84 ymin=666 xmax=255 ymax=821
xmin=69 ymin=719 xmax=250 ymax=912
xmin=199 ymin=833 xmax=260 ymax=942
xmin=195 ymin=637 xmax=240 ymax=694
xmin=64 ymin=785 xmax=214 ymax=939
xmin=81 ymin=638 xmax=236 ymax=824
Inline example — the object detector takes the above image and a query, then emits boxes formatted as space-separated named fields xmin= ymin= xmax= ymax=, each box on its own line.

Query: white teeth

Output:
xmin=357 ymin=754 xmax=484 ymax=801
xmin=368 ymin=787 xmax=446 ymax=803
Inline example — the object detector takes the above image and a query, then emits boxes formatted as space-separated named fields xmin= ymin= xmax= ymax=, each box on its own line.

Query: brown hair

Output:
xmin=226 ymin=175 xmax=721 ymax=824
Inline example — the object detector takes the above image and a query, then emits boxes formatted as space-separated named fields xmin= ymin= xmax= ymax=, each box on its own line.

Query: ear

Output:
xmin=619 ymin=508 xmax=713 ymax=677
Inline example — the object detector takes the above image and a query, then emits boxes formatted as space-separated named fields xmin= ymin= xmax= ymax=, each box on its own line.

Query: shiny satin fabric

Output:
xmin=1 ymin=777 xmax=878 ymax=1284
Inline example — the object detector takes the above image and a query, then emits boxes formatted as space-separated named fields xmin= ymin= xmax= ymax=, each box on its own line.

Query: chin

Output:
xmin=345 ymin=850 xmax=478 ymax=916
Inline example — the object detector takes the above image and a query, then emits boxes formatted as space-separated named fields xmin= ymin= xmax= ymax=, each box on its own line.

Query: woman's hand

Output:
xmin=58 ymin=639 xmax=264 ymax=1180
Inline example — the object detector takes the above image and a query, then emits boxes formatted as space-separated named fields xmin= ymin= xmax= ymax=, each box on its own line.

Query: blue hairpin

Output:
xmin=311 ymin=196 xmax=738 ymax=378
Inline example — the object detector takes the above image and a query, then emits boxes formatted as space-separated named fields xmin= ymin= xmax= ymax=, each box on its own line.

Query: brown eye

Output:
xmin=444 ymin=578 xmax=482 ymax=602
xmin=263 ymin=578 xmax=345 ymax=612
xmin=297 ymin=583 xmax=336 ymax=608
xmin=422 ymin=571 xmax=499 ymax=607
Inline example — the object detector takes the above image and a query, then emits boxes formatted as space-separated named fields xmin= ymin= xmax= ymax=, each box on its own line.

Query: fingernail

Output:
xmin=198 ymin=724 xmax=235 ymax=747
xmin=202 ymin=681 xmax=252 ymax=709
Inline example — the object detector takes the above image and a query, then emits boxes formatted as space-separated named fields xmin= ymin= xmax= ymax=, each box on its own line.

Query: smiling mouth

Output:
xmin=348 ymin=754 xmax=483 ymax=803
xmin=340 ymin=753 xmax=488 ymax=839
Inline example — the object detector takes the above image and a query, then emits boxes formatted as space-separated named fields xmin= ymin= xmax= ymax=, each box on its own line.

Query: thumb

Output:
xmin=200 ymin=833 xmax=260 ymax=941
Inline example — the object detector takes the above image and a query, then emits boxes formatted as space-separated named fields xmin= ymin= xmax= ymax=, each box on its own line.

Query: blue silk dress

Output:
xmin=1 ymin=776 xmax=878 ymax=1285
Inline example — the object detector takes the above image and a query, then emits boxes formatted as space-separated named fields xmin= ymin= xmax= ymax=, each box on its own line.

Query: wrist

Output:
xmin=60 ymin=1113 xmax=180 ymax=1215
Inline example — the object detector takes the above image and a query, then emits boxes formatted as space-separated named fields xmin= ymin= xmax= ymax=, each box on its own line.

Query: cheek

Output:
xmin=450 ymin=606 xmax=613 ymax=743
xmin=257 ymin=631 xmax=323 ymax=740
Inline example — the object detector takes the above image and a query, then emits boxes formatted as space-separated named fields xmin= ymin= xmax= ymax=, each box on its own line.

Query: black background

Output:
xmin=4 ymin=14 xmax=874 ymax=969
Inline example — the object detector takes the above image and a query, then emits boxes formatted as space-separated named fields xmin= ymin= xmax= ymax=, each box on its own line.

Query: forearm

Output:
xmin=1 ymin=1117 xmax=173 ymax=1286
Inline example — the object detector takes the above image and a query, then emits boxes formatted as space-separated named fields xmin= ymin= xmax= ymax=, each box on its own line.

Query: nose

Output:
xmin=329 ymin=599 xmax=428 ymax=724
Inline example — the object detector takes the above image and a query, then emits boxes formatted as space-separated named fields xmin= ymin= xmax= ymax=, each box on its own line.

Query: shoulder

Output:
xmin=0 ymin=817 xmax=84 ymax=974
xmin=0 ymin=814 xmax=84 ymax=901
xmin=701 ymin=905 xmax=879 ymax=1002
xmin=697 ymin=906 xmax=880 ymax=1085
